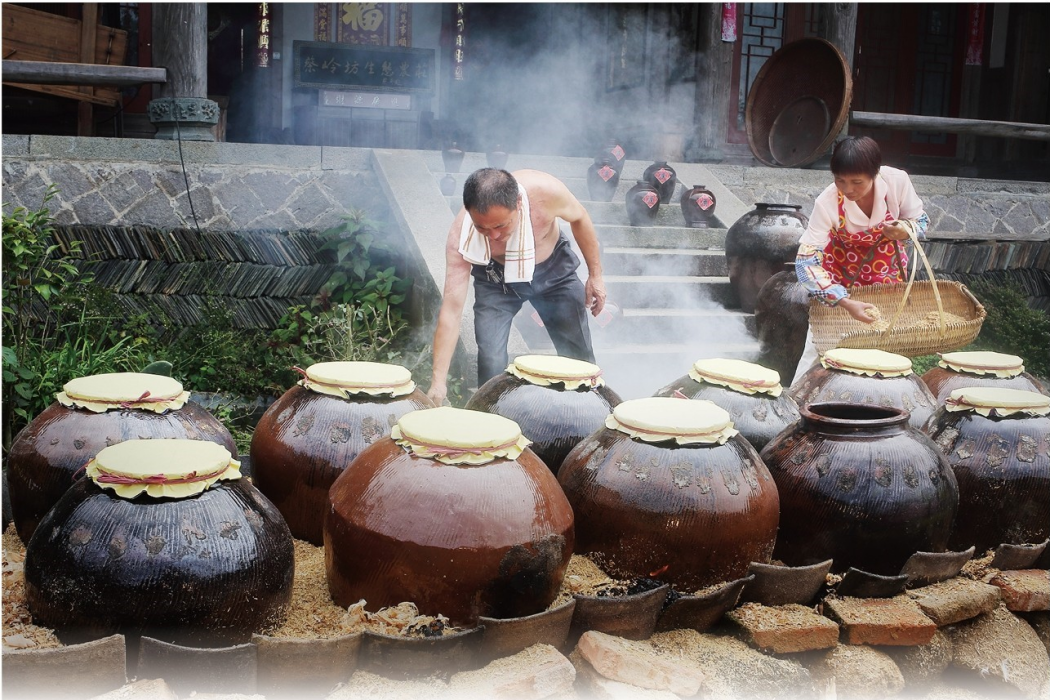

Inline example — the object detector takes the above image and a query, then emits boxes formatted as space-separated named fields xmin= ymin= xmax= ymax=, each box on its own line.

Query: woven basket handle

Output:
xmin=885 ymin=225 xmax=945 ymax=337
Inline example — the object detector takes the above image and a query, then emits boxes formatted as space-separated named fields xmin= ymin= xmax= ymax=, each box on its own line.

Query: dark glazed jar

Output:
xmin=760 ymin=403 xmax=958 ymax=575
xmin=724 ymin=203 xmax=808 ymax=313
xmin=921 ymin=351 xmax=1047 ymax=405
xmin=251 ymin=361 xmax=433 ymax=545
xmin=558 ymin=397 xmax=780 ymax=590
xmin=325 ymin=407 xmax=574 ymax=627
xmin=792 ymin=348 xmax=937 ymax=431
xmin=486 ymin=144 xmax=509 ymax=170
xmin=655 ymin=358 xmax=800 ymax=453
xmin=442 ymin=141 xmax=465 ymax=173
xmin=465 ymin=355 xmax=622 ymax=475
xmin=927 ymin=388 xmax=1050 ymax=553
xmin=625 ymin=180 xmax=661 ymax=227
xmin=586 ymin=158 xmax=620 ymax=202
xmin=754 ymin=263 xmax=810 ymax=389
xmin=7 ymin=372 xmax=236 ymax=544
xmin=440 ymin=173 xmax=457 ymax=196
xmin=680 ymin=185 xmax=717 ymax=228
xmin=642 ymin=161 xmax=677 ymax=203
xmin=25 ymin=439 xmax=294 ymax=646
xmin=595 ymin=139 xmax=627 ymax=174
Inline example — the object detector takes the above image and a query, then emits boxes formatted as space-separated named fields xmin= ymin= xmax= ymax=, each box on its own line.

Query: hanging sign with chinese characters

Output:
xmin=337 ymin=2 xmax=390 ymax=45
xmin=453 ymin=3 xmax=465 ymax=80
xmin=257 ymin=3 xmax=272 ymax=68
xmin=293 ymin=40 xmax=434 ymax=93
xmin=321 ymin=89 xmax=411 ymax=110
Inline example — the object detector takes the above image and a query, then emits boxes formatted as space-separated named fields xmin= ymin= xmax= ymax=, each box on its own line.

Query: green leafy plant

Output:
xmin=968 ymin=278 xmax=1050 ymax=380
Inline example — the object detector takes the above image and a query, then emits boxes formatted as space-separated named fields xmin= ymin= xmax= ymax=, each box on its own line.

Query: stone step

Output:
xmin=424 ymin=151 xmax=664 ymax=182
xmin=434 ymin=171 xmax=685 ymax=206
xmin=595 ymin=225 xmax=727 ymax=249
xmin=605 ymin=275 xmax=735 ymax=307
xmin=603 ymin=247 xmax=728 ymax=277
xmin=594 ymin=343 xmax=761 ymax=399
xmin=514 ymin=306 xmax=755 ymax=347
xmin=447 ymin=195 xmax=691 ymax=227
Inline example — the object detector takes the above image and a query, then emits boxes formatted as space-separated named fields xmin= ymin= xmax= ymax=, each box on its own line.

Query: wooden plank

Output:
xmin=851 ymin=111 xmax=1050 ymax=141
xmin=2 ymin=61 xmax=166 ymax=87
xmin=78 ymin=4 xmax=98 ymax=136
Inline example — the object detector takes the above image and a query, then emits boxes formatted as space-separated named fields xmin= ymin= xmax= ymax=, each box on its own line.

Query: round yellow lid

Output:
xmin=945 ymin=387 xmax=1050 ymax=417
xmin=939 ymin=351 xmax=1024 ymax=377
xmin=58 ymin=372 xmax=190 ymax=413
xmin=390 ymin=406 xmax=531 ymax=465
xmin=300 ymin=361 xmax=415 ymax=398
xmin=606 ymin=397 xmax=738 ymax=445
xmin=689 ymin=358 xmax=782 ymax=397
xmin=87 ymin=438 xmax=241 ymax=499
xmin=508 ymin=354 xmax=604 ymax=389
xmin=822 ymin=348 xmax=912 ymax=377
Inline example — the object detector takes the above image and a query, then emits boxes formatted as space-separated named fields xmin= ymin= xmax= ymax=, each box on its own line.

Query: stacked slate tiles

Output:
xmin=917 ymin=239 xmax=1050 ymax=312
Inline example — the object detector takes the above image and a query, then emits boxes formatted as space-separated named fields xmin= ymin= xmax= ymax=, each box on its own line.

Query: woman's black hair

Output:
xmin=462 ymin=168 xmax=519 ymax=213
xmin=830 ymin=136 xmax=882 ymax=179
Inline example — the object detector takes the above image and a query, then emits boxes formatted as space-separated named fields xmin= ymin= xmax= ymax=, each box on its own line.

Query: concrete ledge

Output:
xmin=320 ymin=146 xmax=375 ymax=171
xmin=3 ymin=134 xmax=30 ymax=157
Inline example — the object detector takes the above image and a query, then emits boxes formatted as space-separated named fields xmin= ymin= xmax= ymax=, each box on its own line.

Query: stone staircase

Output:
xmin=427 ymin=153 xmax=760 ymax=399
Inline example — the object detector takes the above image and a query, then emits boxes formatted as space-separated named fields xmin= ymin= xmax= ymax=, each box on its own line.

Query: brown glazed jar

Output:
xmin=625 ymin=180 xmax=661 ymax=226
xmin=251 ymin=362 xmax=433 ymax=545
xmin=25 ymin=440 xmax=294 ymax=646
xmin=761 ymin=403 xmax=958 ymax=575
xmin=792 ymin=348 xmax=937 ymax=431
xmin=680 ymin=185 xmax=717 ymax=228
xmin=595 ymin=138 xmax=627 ymax=174
xmin=325 ymin=407 xmax=574 ymax=627
xmin=754 ymin=263 xmax=810 ymax=387
xmin=724 ymin=203 xmax=808 ymax=313
xmin=7 ymin=372 xmax=236 ymax=544
xmin=464 ymin=355 xmax=622 ymax=476
xmin=558 ymin=397 xmax=780 ymax=591
xmin=642 ymin=161 xmax=678 ymax=204
xmin=921 ymin=351 xmax=1047 ymax=405
xmin=927 ymin=388 xmax=1050 ymax=553
xmin=586 ymin=158 xmax=620 ymax=202
xmin=441 ymin=141 xmax=465 ymax=173
xmin=654 ymin=358 xmax=800 ymax=453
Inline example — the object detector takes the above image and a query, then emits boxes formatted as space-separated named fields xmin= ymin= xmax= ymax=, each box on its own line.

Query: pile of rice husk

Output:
xmin=862 ymin=308 xmax=968 ymax=333
xmin=264 ymin=538 xmax=460 ymax=639
xmin=553 ymin=554 xmax=666 ymax=604
xmin=2 ymin=523 xmax=61 ymax=651
xmin=959 ymin=549 xmax=999 ymax=582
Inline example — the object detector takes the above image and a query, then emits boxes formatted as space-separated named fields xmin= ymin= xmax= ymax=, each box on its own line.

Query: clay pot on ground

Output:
xmin=595 ymin=139 xmax=627 ymax=174
xmin=486 ymin=145 xmax=509 ymax=170
xmin=625 ymin=180 xmax=661 ymax=227
xmin=25 ymin=439 xmax=294 ymax=647
xmin=586 ymin=158 xmax=620 ymax=202
xmin=325 ymin=407 xmax=574 ymax=627
xmin=754 ymin=263 xmax=810 ymax=388
xmin=442 ymin=142 xmax=465 ymax=173
xmin=680 ymin=184 xmax=717 ymax=228
xmin=642 ymin=161 xmax=677 ymax=203
xmin=760 ymin=403 xmax=958 ymax=575
xmin=251 ymin=362 xmax=433 ymax=545
xmin=724 ymin=203 xmax=808 ymax=313
xmin=464 ymin=355 xmax=622 ymax=475
xmin=921 ymin=351 xmax=1048 ymax=405
xmin=6 ymin=372 xmax=236 ymax=544
xmin=791 ymin=348 xmax=937 ymax=431
xmin=926 ymin=387 xmax=1050 ymax=553
xmin=654 ymin=358 xmax=800 ymax=453
xmin=558 ymin=397 xmax=780 ymax=591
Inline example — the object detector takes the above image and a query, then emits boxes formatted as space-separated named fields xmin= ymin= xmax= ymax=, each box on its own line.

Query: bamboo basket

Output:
xmin=810 ymin=228 xmax=986 ymax=357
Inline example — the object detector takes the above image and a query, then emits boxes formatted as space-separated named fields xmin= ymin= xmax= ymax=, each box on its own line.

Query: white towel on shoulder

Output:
xmin=458 ymin=184 xmax=535 ymax=282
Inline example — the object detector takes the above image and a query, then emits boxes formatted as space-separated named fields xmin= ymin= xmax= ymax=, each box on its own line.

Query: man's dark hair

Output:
xmin=830 ymin=136 xmax=882 ymax=179
xmin=462 ymin=168 xmax=519 ymax=213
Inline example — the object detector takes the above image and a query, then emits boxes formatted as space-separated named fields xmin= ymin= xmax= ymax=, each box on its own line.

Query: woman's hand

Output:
xmin=881 ymin=221 xmax=911 ymax=241
xmin=838 ymin=297 xmax=880 ymax=324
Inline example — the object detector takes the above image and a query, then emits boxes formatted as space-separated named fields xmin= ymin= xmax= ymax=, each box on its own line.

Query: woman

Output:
xmin=791 ymin=136 xmax=930 ymax=385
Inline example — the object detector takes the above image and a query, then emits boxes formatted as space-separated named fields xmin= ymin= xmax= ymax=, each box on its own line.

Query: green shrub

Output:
xmin=968 ymin=279 xmax=1050 ymax=380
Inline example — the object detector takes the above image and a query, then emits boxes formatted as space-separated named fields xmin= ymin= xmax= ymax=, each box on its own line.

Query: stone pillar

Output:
xmin=148 ymin=3 xmax=219 ymax=141
xmin=818 ymin=3 xmax=858 ymax=139
xmin=692 ymin=4 xmax=734 ymax=161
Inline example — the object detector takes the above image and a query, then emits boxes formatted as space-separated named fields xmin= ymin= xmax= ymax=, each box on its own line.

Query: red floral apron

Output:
xmin=823 ymin=192 xmax=908 ymax=289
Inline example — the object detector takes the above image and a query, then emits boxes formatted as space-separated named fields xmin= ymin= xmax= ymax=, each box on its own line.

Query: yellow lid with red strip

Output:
xmin=945 ymin=387 xmax=1049 ymax=417
xmin=689 ymin=358 xmax=782 ymax=397
xmin=821 ymin=348 xmax=912 ymax=377
xmin=299 ymin=361 xmax=415 ymax=398
xmin=507 ymin=354 xmax=605 ymax=389
xmin=390 ymin=406 xmax=531 ymax=465
xmin=58 ymin=373 xmax=190 ymax=413
xmin=938 ymin=351 xmax=1025 ymax=378
xmin=86 ymin=438 xmax=241 ymax=499
xmin=606 ymin=397 xmax=738 ymax=445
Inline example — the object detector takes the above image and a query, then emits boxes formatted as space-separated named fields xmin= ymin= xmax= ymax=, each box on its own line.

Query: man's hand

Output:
xmin=838 ymin=297 xmax=880 ymax=323
xmin=585 ymin=276 xmax=607 ymax=316
xmin=426 ymin=381 xmax=449 ymax=407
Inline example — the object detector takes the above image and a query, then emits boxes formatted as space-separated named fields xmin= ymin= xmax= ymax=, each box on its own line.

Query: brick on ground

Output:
xmin=570 ymin=652 xmax=682 ymax=700
xmin=905 ymin=577 xmax=1001 ymax=625
xmin=448 ymin=644 xmax=576 ymax=700
xmin=882 ymin=628 xmax=952 ymax=686
xmin=726 ymin=602 xmax=839 ymax=653
xmin=948 ymin=603 xmax=1050 ymax=699
xmin=575 ymin=631 xmax=705 ymax=697
xmin=808 ymin=644 xmax=905 ymax=699
xmin=989 ymin=569 xmax=1050 ymax=612
xmin=1022 ymin=611 xmax=1050 ymax=655
xmin=88 ymin=680 xmax=179 ymax=700
xmin=823 ymin=596 xmax=937 ymax=646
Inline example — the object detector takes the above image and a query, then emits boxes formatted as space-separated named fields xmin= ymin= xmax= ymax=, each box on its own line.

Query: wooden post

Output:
xmin=148 ymin=3 xmax=218 ymax=140
xmin=77 ymin=3 xmax=98 ymax=136
xmin=693 ymin=4 xmax=733 ymax=160
xmin=818 ymin=3 xmax=857 ymax=139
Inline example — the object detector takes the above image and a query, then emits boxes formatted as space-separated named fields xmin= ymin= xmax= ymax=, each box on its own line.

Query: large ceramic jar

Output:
xmin=595 ymin=139 xmax=627 ymax=174
xmin=325 ymin=407 xmax=574 ymax=627
xmin=465 ymin=355 xmax=622 ymax=475
xmin=486 ymin=144 xmax=509 ymax=170
xmin=7 ymin=372 xmax=236 ymax=544
xmin=586 ymin=158 xmax=620 ymax=202
xmin=754 ymin=263 xmax=810 ymax=388
xmin=655 ymin=358 xmax=800 ymax=453
xmin=680 ymin=184 xmax=717 ymax=228
xmin=724 ymin=203 xmax=808 ymax=313
xmin=25 ymin=439 xmax=294 ymax=646
xmin=625 ymin=180 xmax=661 ymax=226
xmin=442 ymin=141 xmax=465 ymax=172
xmin=558 ymin=397 xmax=780 ymax=590
xmin=642 ymin=161 xmax=678 ymax=203
xmin=761 ymin=403 xmax=958 ymax=575
xmin=792 ymin=348 xmax=937 ymax=431
xmin=927 ymin=388 xmax=1050 ymax=553
xmin=251 ymin=361 xmax=433 ymax=545
xmin=921 ymin=351 xmax=1047 ymax=405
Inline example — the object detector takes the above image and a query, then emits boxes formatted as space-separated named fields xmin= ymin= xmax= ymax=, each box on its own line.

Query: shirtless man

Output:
xmin=427 ymin=168 xmax=606 ymax=405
